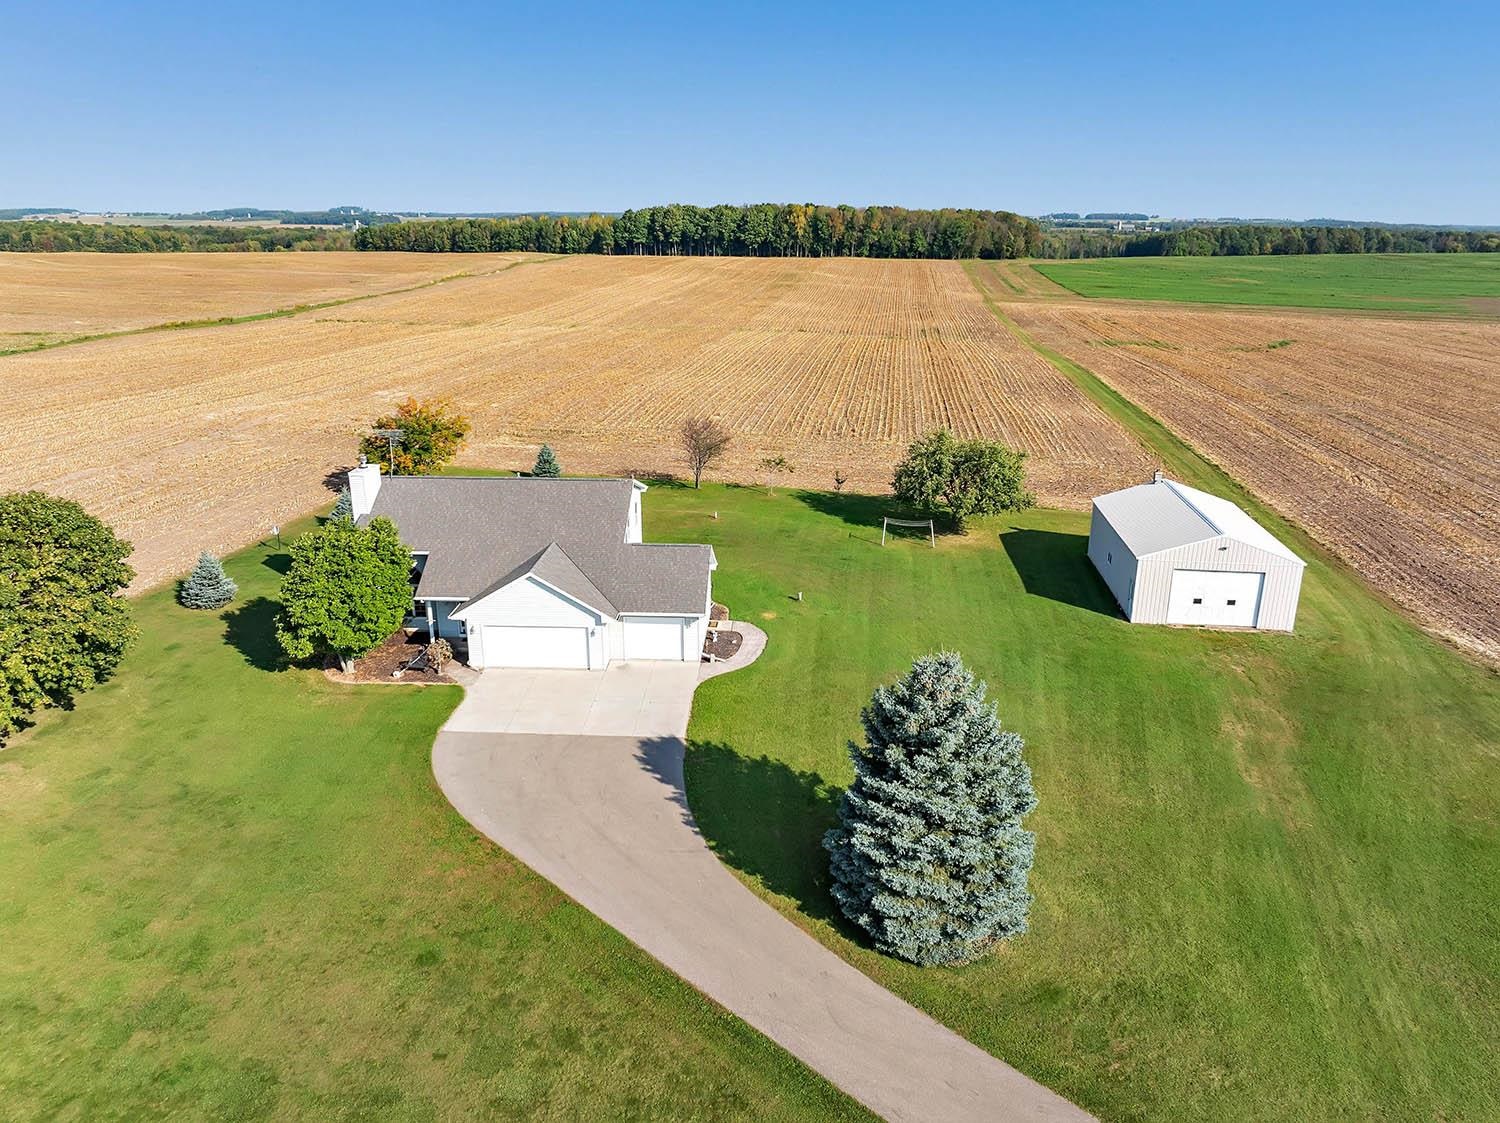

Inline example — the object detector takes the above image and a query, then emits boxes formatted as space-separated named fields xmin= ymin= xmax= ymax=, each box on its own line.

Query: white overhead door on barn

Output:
xmin=621 ymin=616 xmax=687 ymax=661
xmin=1166 ymin=570 xmax=1264 ymax=627
xmin=480 ymin=624 xmax=590 ymax=669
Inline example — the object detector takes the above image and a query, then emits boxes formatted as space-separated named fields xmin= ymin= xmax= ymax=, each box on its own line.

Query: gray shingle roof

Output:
xmin=361 ymin=476 xmax=713 ymax=616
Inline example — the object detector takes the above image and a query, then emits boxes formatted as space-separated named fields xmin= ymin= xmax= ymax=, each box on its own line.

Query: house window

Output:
xmin=1107 ymin=552 xmax=1112 ymax=564
xmin=1192 ymin=597 xmax=1203 ymax=604
xmin=1227 ymin=599 xmax=1237 ymax=606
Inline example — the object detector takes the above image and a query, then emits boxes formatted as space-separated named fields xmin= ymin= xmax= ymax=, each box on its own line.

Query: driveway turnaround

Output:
xmin=433 ymin=634 xmax=1091 ymax=1122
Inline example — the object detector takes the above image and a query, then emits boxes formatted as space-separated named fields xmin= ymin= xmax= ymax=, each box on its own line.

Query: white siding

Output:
xmin=457 ymin=576 xmax=608 ymax=668
xmin=1086 ymin=504 xmax=1140 ymax=619
xmin=1134 ymin=536 xmax=1302 ymax=630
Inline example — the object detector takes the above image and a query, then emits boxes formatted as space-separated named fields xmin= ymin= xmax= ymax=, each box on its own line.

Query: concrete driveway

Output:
xmin=432 ymin=629 xmax=1091 ymax=1122
xmin=443 ymin=660 xmax=700 ymax=738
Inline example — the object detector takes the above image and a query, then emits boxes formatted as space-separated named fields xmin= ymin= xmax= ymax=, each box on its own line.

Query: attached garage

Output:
xmin=481 ymin=625 xmax=591 ymax=669
xmin=354 ymin=470 xmax=716 ymax=672
xmin=1088 ymin=473 xmax=1304 ymax=632
xmin=622 ymin=616 xmax=689 ymax=661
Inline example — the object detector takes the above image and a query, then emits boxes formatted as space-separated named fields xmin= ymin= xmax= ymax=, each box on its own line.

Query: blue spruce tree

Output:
xmin=824 ymin=651 xmax=1036 ymax=966
xmin=531 ymin=444 xmax=562 ymax=478
xmin=178 ymin=552 xmax=238 ymax=610
xmin=330 ymin=487 xmax=352 ymax=522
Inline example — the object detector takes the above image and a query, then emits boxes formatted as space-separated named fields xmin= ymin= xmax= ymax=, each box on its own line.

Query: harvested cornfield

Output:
xmin=0 ymin=251 xmax=527 ymax=350
xmin=1006 ymin=299 xmax=1500 ymax=660
xmin=0 ymin=255 xmax=1149 ymax=591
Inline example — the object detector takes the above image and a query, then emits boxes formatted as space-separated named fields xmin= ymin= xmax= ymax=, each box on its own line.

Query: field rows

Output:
xmin=1004 ymin=297 xmax=1500 ymax=659
xmin=1 ymin=255 xmax=1150 ymax=590
xmin=0 ymin=252 xmax=527 ymax=348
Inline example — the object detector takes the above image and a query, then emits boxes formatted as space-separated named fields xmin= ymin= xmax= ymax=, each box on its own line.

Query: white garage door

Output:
xmin=1167 ymin=570 xmax=1264 ymax=628
xmin=481 ymin=625 xmax=589 ymax=669
xmin=622 ymin=616 xmax=686 ymax=661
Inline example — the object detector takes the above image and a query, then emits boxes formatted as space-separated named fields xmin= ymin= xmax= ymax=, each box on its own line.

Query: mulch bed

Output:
xmin=324 ymin=630 xmax=456 ymax=684
xmin=703 ymin=628 xmax=742 ymax=662
xmin=710 ymin=601 xmax=730 ymax=623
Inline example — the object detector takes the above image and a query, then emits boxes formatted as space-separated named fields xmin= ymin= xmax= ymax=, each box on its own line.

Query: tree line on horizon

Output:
xmin=351 ymin=204 xmax=1044 ymax=259
xmin=3 ymin=211 xmax=1495 ymax=258
xmin=1039 ymin=223 xmax=1500 ymax=258
xmin=0 ymin=222 xmax=352 ymax=253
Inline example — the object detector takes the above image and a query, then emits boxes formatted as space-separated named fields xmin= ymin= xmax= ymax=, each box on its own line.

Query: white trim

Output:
xmin=451 ymin=572 xmax=611 ymax=622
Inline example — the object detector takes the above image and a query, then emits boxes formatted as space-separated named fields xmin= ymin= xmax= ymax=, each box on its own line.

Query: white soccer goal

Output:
xmin=881 ymin=517 xmax=935 ymax=547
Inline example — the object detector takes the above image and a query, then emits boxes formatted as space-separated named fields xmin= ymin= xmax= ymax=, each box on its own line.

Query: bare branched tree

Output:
xmin=680 ymin=416 xmax=731 ymax=489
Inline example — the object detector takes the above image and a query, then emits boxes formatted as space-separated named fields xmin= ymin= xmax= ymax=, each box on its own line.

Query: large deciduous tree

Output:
xmin=0 ymin=491 xmax=135 ymax=740
xmin=680 ymin=416 xmax=731 ymax=489
xmin=824 ymin=652 xmax=1036 ymax=966
xmin=891 ymin=429 xmax=1033 ymax=529
xmin=275 ymin=517 xmax=413 ymax=672
xmin=359 ymin=397 xmax=470 ymax=476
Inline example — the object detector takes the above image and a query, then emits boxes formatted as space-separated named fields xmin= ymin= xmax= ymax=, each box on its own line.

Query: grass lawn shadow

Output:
xmin=222 ymin=596 xmax=286 ymax=672
xmin=679 ymin=739 xmax=846 ymax=926
xmin=999 ymin=528 xmax=1121 ymax=619
xmin=794 ymin=489 xmax=897 ymax=531
xmin=261 ymin=552 xmax=292 ymax=576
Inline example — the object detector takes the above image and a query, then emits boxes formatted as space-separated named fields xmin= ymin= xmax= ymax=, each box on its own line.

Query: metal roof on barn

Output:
xmin=1093 ymin=477 xmax=1304 ymax=564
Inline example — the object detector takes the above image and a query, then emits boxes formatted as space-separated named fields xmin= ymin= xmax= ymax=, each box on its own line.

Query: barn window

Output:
xmin=1192 ymin=597 xmax=1203 ymax=605
xmin=1227 ymin=599 xmax=1237 ymax=606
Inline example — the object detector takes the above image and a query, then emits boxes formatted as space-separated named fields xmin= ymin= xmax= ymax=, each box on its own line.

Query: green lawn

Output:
xmin=0 ymin=524 xmax=865 ymax=1121
xmin=6 ymin=472 xmax=1496 ymax=1121
xmin=1031 ymin=253 xmax=1500 ymax=313
xmin=648 ymin=483 xmax=1499 ymax=1121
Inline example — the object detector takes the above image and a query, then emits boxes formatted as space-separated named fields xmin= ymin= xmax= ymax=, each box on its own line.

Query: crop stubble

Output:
xmin=2 ymin=255 xmax=1149 ymax=590
xmin=1004 ymin=295 xmax=1500 ymax=659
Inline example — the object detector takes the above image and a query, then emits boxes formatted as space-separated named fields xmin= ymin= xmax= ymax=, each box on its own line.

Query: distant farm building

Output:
xmin=1088 ymin=473 xmax=1305 ymax=631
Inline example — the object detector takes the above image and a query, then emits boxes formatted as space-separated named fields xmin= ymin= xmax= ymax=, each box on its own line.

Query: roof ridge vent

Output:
xmin=1161 ymin=479 xmax=1222 ymax=536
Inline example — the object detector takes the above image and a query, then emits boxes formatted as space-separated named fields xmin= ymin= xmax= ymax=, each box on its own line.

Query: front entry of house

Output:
xmin=479 ymin=624 xmax=591 ymax=669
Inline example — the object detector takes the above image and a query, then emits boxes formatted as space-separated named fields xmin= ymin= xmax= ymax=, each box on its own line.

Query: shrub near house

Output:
xmin=275 ymin=516 xmax=413 ymax=672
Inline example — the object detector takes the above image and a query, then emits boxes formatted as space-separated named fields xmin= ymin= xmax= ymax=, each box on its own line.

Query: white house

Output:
xmin=349 ymin=464 xmax=716 ymax=669
xmin=1088 ymin=472 xmax=1304 ymax=631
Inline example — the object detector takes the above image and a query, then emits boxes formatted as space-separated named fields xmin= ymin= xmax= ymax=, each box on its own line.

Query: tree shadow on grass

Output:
xmin=637 ymin=737 xmax=846 ymax=925
xmin=793 ymin=489 xmax=895 ymax=531
xmin=261 ymin=552 xmax=291 ymax=577
xmin=999 ymin=528 xmax=1121 ymax=619
xmin=792 ymin=489 xmax=957 ymax=549
xmin=222 ymin=597 xmax=285 ymax=672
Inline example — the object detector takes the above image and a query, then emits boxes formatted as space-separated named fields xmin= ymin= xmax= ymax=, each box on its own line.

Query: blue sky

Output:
xmin=5 ymin=0 xmax=1496 ymax=223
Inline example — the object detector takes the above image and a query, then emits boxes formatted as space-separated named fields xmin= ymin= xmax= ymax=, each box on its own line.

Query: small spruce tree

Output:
xmin=531 ymin=444 xmax=562 ymax=477
xmin=179 ymin=552 xmax=238 ymax=610
xmin=824 ymin=651 xmax=1036 ymax=966
xmin=330 ymin=487 xmax=352 ymax=522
